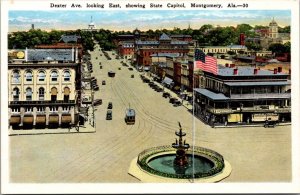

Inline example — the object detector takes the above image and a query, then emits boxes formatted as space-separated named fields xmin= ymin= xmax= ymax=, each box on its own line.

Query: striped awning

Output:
xmin=36 ymin=115 xmax=46 ymax=124
xmin=61 ymin=114 xmax=72 ymax=123
xmin=10 ymin=115 xmax=21 ymax=125
xmin=23 ymin=115 xmax=34 ymax=124
xmin=49 ymin=114 xmax=59 ymax=123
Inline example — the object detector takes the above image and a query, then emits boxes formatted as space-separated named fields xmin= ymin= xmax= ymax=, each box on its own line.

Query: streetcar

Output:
xmin=125 ymin=108 xmax=135 ymax=125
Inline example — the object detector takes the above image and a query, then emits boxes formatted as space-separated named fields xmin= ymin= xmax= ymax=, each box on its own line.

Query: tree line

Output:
xmin=8 ymin=24 xmax=291 ymax=53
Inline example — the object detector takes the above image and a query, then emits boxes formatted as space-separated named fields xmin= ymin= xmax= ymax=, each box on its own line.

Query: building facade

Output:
xmin=194 ymin=66 xmax=291 ymax=126
xmin=8 ymin=48 xmax=80 ymax=129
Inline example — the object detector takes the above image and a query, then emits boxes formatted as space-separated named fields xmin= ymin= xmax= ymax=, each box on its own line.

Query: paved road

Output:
xmin=9 ymin=44 xmax=291 ymax=183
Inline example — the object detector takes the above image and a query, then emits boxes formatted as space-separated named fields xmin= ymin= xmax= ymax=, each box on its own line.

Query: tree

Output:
xmin=268 ymin=43 xmax=289 ymax=54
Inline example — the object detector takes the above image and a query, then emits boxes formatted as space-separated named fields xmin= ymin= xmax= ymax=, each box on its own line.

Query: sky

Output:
xmin=8 ymin=10 xmax=291 ymax=32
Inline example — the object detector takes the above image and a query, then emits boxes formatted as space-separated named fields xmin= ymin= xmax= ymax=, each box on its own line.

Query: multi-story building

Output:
xmin=194 ymin=65 xmax=291 ymax=126
xmin=135 ymin=33 xmax=190 ymax=67
xmin=8 ymin=48 xmax=80 ymax=129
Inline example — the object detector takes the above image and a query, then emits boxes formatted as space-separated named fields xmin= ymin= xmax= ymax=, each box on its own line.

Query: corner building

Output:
xmin=8 ymin=48 xmax=80 ymax=129
xmin=194 ymin=65 xmax=291 ymax=126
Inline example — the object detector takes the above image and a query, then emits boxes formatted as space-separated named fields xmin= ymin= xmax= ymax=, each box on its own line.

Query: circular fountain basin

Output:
xmin=128 ymin=145 xmax=232 ymax=182
xmin=148 ymin=154 xmax=214 ymax=176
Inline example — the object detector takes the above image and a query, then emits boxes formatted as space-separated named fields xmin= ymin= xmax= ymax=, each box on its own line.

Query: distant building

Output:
xmin=199 ymin=45 xmax=248 ymax=55
xmin=135 ymin=33 xmax=190 ymax=66
xmin=194 ymin=65 xmax=291 ymax=126
xmin=8 ymin=48 xmax=81 ymax=130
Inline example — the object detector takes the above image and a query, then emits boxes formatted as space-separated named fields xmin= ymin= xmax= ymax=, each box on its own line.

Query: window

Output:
xmin=63 ymin=70 xmax=71 ymax=82
xmin=12 ymin=87 xmax=19 ymax=101
xmin=51 ymin=70 xmax=58 ymax=82
xmin=38 ymin=71 xmax=46 ymax=82
xmin=12 ymin=70 xmax=20 ymax=83
xmin=39 ymin=87 xmax=45 ymax=100
xmin=26 ymin=87 xmax=32 ymax=101
xmin=50 ymin=106 xmax=58 ymax=112
xmin=25 ymin=107 xmax=32 ymax=112
xmin=25 ymin=71 xmax=33 ymax=82
xmin=11 ymin=107 xmax=20 ymax=112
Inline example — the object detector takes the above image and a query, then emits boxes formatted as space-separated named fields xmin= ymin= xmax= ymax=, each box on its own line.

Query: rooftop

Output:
xmin=159 ymin=33 xmax=171 ymax=41
xmin=27 ymin=48 xmax=74 ymax=62
xmin=217 ymin=66 xmax=288 ymax=76
xmin=59 ymin=35 xmax=81 ymax=43
xmin=150 ymin=53 xmax=180 ymax=58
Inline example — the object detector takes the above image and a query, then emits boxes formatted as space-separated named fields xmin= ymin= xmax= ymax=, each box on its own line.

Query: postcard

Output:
xmin=1 ymin=0 xmax=300 ymax=193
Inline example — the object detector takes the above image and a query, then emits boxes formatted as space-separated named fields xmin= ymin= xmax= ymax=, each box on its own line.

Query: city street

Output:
xmin=9 ymin=44 xmax=291 ymax=183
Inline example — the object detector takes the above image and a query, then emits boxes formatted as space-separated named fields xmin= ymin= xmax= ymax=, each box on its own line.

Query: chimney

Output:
xmin=225 ymin=63 xmax=229 ymax=67
xmin=273 ymin=68 xmax=278 ymax=74
xmin=278 ymin=66 xmax=282 ymax=73
xmin=254 ymin=68 xmax=258 ymax=75
xmin=233 ymin=68 xmax=238 ymax=75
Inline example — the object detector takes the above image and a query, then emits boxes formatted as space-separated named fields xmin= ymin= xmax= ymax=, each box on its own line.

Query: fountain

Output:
xmin=128 ymin=122 xmax=232 ymax=182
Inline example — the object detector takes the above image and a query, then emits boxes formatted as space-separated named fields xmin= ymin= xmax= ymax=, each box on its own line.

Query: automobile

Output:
xmin=99 ymin=62 xmax=101 ymax=65
xmin=93 ymin=85 xmax=99 ymax=91
xmin=118 ymin=67 xmax=121 ymax=70
xmin=173 ymin=100 xmax=182 ymax=107
xmin=169 ymin=97 xmax=177 ymax=104
xmin=156 ymin=87 xmax=163 ymax=92
xmin=128 ymin=67 xmax=133 ymax=71
xmin=264 ymin=120 xmax=277 ymax=128
xmin=102 ymin=80 xmax=106 ymax=85
xmin=95 ymin=57 xmax=98 ymax=60
xmin=93 ymin=99 xmax=102 ymax=106
xmin=131 ymin=74 xmax=134 ymax=78
xmin=106 ymin=110 xmax=112 ymax=120
xmin=107 ymin=102 xmax=113 ymax=109
xmin=162 ymin=92 xmax=170 ymax=98
xmin=108 ymin=71 xmax=116 ymax=77
xmin=100 ymin=66 xmax=103 ymax=69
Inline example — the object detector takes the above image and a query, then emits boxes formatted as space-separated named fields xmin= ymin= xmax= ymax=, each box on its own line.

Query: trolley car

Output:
xmin=125 ymin=108 xmax=135 ymax=125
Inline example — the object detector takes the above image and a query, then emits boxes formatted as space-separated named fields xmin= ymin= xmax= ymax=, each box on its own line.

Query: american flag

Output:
xmin=194 ymin=49 xmax=218 ymax=75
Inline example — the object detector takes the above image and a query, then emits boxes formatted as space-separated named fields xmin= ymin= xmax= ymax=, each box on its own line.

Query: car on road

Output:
xmin=108 ymin=71 xmax=116 ymax=77
xmin=102 ymin=80 xmax=106 ymax=85
xmin=264 ymin=120 xmax=277 ymax=128
xmin=155 ymin=87 xmax=163 ymax=92
xmin=169 ymin=97 xmax=177 ymax=104
xmin=108 ymin=102 xmax=113 ymax=109
xmin=100 ymin=66 xmax=103 ymax=69
xmin=131 ymin=74 xmax=134 ymax=78
xmin=128 ymin=67 xmax=133 ymax=71
xmin=173 ymin=99 xmax=182 ymax=107
xmin=118 ymin=67 xmax=121 ymax=70
xmin=93 ymin=99 xmax=102 ymax=106
xmin=162 ymin=92 xmax=170 ymax=98
xmin=92 ymin=85 xmax=99 ymax=91
xmin=106 ymin=110 xmax=112 ymax=120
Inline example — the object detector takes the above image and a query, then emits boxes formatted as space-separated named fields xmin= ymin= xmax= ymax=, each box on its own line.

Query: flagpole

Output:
xmin=192 ymin=53 xmax=196 ymax=183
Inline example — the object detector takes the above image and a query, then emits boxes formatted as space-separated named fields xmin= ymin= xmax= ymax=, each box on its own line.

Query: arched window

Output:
xmin=38 ymin=87 xmax=45 ymax=100
xmin=26 ymin=87 xmax=32 ymax=101
xmin=38 ymin=71 xmax=46 ymax=82
xmin=12 ymin=70 xmax=20 ymax=83
xmin=25 ymin=70 xmax=33 ymax=82
xmin=50 ymin=70 xmax=58 ymax=82
xmin=63 ymin=70 xmax=71 ymax=82
xmin=63 ymin=87 xmax=70 ymax=102
xmin=51 ymin=87 xmax=57 ymax=101
xmin=13 ymin=87 xmax=19 ymax=101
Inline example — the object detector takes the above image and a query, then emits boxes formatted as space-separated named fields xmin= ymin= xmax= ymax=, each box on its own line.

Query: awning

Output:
xmin=49 ymin=114 xmax=59 ymax=124
xmin=61 ymin=114 xmax=72 ymax=124
xmin=23 ymin=115 xmax=34 ymax=124
xmin=10 ymin=115 xmax=21 ymax=125
xmin=162 ymin=77 xmax=173 ymax=85
xmin=224 ymin=81 xmax=289 ymax=87
xmin=36 ymin=115 xmax=46 ymax=124
xmin=194 ymin=88 xmax=229 ymax=101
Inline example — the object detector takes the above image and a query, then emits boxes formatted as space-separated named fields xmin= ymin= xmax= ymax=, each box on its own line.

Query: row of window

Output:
xmin=12 ymin=86 xmax=70 ymax=101
xmin=11 ymin=69 xmax=71 ymax=83
xmin=11 ymin=106 xmax=71 ymax=113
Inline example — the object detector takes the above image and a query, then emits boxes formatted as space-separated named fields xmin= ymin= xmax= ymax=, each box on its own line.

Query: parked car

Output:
xmin=264 ymin=120 xmax=277 ymax=128
xmin=156 ymin=87 xmax=163 ymax=92
xmin=102 ymin=80 xmax=106 ymax=85
xmin=163 ymin=92 xmax=170 ymax=98
xmin=173 ymin=100 xmax=182 ymax=107
xmin=93 ymin=85 xmax=99 ymax=91
xmin=118 ymin=67 xmax=121 ymax=70
xmin=169 ymin=97 xmax=177 ymax=104
xmin=108 ymin=102 xmax=113 ymax=109
xmin=131 ymin=74 xmax=134 ymax=78
xmin=128 ymin=67 xmax=133 ymax=71
xmin=93 ymin=99 xmax=102 ymax=106
xmin=106 ymin=110 xmax=112 ymax=120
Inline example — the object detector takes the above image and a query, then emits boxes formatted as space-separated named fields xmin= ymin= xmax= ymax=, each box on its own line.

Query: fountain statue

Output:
xmin=172 ymin=122 xmax=190 ymax=166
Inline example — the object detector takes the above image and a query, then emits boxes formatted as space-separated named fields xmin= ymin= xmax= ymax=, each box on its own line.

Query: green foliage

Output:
xmin=269 ymin=43 xmax=290 ymax=53
xmin=245 ymin=41 xmax=262 ymax=51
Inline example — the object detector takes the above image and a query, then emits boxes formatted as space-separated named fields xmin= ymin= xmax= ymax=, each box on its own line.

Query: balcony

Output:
xmin=9 ymin=100 xmax=76 ymax=106
xmin=207 ymin=106 xmax=233 ymax=114
xmin=230 ymin=93 xmax=290 ymax=100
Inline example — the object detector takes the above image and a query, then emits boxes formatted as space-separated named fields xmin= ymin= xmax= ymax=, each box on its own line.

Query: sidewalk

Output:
xmin=8 ymin=124 xmax=96 ymax=136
